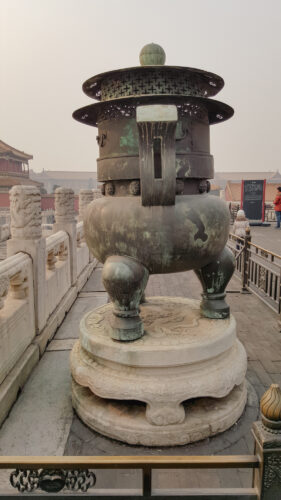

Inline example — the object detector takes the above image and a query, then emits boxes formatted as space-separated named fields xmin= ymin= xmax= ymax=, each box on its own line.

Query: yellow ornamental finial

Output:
xmin=260 ymin=384 xmax=281 ymax=430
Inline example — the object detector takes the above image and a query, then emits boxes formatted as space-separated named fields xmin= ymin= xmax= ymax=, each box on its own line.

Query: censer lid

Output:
xmin=82 ymin=44 xmax=224 ymax=101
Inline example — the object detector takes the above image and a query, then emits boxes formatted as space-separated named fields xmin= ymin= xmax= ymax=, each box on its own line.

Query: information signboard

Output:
xmin=241 ymin=179 xmax=266 ymax=222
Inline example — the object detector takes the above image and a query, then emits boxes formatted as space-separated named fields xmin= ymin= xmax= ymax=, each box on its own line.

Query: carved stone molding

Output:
xmin=71 ymin=339 xmax=246 ymax=426
xmin=72 ymin=379 xmax=247 ymax=446
xmin=55 ymin=187 xmax=75 ymax=223
xmin=9 ymin=271 xmax=28 ymax=299
xmin=9 ymin=186 xmax=42 ymax=240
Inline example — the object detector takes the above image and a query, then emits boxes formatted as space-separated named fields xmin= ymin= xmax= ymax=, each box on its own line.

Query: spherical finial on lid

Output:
xmin=139 ymin=43 xmax=166 ymax=66
xmin=260 ymin=384 xmax=281 ymax=430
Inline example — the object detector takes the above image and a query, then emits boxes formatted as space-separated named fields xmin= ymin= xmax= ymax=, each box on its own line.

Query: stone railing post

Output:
xmin=252 ymin=384 xmax=281 ymax=499
xmin=53 ymin=187 xmax=77 ymax=285
xmin=7 ymin=185 xmax=46 ymax=332
xmin=78 ymin=189 xmax=94 ymax=222
xmin=242 ymin=229 xmax=251 ymax=292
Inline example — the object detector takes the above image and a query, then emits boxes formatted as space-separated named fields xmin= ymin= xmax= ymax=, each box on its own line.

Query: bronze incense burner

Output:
xmin=73 ymin=43 xmax=235 ymax=341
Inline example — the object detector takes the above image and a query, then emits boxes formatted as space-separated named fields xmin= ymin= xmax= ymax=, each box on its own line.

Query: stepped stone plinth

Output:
xmin=71 ymin=297 xmax=247 ymax=446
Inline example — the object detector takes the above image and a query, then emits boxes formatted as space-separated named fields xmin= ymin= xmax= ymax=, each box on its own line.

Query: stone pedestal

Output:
xmin=71 ymin=297 xmax=247 ymax=446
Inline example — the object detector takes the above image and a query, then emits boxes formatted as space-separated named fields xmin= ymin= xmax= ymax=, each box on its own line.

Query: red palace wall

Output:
xmin=0 ymin=193 xmax=10 ymax=208
xmin=41 ymin=195 xmax=55 ymax=210
xmin=0 ymin=192 xmax=79 ymax=212
xmin=41 ymin=195 xmax=79 ymax=211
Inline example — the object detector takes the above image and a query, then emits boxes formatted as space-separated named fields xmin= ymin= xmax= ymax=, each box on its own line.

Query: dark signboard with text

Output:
xmin=241 ymin=179 xmax=265 ymax=222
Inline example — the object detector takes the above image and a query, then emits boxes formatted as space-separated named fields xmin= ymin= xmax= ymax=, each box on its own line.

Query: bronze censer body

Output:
xmin=71 ymin=45 xmax=247 ymax=446
xmin=73 ymin=43 xmax=235 ymax=341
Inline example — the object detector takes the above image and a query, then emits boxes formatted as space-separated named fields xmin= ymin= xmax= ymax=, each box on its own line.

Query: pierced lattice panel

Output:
xmin=99 ymin=69 xmax=216 ymax=101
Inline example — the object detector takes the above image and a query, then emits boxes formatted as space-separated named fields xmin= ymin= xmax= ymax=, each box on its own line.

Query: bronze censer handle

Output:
xmin=136 ymin=105 xmax=177 ymax=207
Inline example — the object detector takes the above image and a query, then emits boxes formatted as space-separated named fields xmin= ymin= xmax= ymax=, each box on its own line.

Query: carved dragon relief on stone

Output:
xmin=10 ymin=186 xmax=42 ymax=240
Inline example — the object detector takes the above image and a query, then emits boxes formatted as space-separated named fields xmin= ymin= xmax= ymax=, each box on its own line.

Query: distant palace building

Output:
xmin=221 ymin=171 xmax=281 ymax=203
xmin=0 ymin=140 xmax=43 ymax=208
xmin=0 ymin=140 xmax=98 ymax=211
xmin=0 ymin=139 xmax=41 ymax=192
xmin=213 ymin=171 xmax=281 ymax=189
xmin=30 ymin=169 xmax=97 ymax=194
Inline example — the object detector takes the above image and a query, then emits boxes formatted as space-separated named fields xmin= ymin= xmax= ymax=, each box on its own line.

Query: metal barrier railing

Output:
xmin=227 ymin=232 xmax=281 ymax=314
xmin=0 ymin=455 xmax=259 ymax=499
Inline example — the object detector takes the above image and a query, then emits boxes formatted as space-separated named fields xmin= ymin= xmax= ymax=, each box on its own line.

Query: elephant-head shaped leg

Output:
xmin=102 ymin=255 xmax=149 ymax=341
xmin=194 ymin=246 xmax=235 ymax=319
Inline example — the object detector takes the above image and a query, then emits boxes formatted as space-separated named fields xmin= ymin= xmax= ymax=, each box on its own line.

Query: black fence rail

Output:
xmin=0 ymin=383 xmax=280 ymax=499
xmin=227 ymin=232 xmax=281 ymax=314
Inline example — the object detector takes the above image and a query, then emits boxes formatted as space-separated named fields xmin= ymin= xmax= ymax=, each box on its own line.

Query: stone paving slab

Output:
xmin=0 ymin=351 xmax=72 ymax=456
xmin=47 ymin=338 xmax=77 ymax=351
xmin=55 ymin=294 xmax=108 ymax=339
xmin=244 ymin=223 xmax=281 ymax=255
xmin=82 ymin=267 xmax=105 ymax=292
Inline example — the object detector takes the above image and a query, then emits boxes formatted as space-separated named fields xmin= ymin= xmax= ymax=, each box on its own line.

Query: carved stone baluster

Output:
xmin=78 ymin=189 xmax=94 ymax=222
xmin=47 ymin=250 xmax=57 ymax=271
xmin=53 ymin=188 xmax=77 ymax=284
xmin=9 ymin=185 xmax=42 ymax=240
xmin=252 ymin=384 xmax=281 ymax=499
xmin=0 ymin=276 xmax=9 ymax=309
xmin=7 ymin=186 xmax=46 ymax=332
xmin=58 ymin=242 xmax=68 ymax=261
xmin=93 ymin=188 xmax=103 ymax=200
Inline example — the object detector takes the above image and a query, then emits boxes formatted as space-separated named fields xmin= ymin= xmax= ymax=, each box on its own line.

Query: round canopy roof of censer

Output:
xmin=73 ymin=43 xmax=234 ymax=127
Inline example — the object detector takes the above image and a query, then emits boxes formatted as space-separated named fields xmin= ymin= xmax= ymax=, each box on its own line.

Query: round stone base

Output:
xmin=72 ymin=380 xmax=247 ymax=447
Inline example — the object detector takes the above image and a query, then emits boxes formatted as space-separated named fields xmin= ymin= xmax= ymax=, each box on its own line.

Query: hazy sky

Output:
xmin=1 ymin=0 xmax=281 ymax=174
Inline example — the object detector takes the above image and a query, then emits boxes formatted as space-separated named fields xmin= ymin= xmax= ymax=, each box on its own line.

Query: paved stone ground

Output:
xmin=63 ymin=269 xmax=280 ymax=491
xmin=244 ymin=223 xmax=281 ymax=255
xmin=0 ymin=226 xmax=280 ymax=493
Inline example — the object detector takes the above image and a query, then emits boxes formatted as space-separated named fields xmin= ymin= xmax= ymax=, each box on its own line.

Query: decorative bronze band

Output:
xmin=100 ymin=179 xmax=210 ymax=197
xmin=97 ymin=154 xmax=214 ymax=182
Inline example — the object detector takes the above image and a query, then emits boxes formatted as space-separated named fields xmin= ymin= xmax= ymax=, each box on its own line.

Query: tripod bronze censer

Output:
xmin=70 ymin=44 xmax=247 ymax=446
